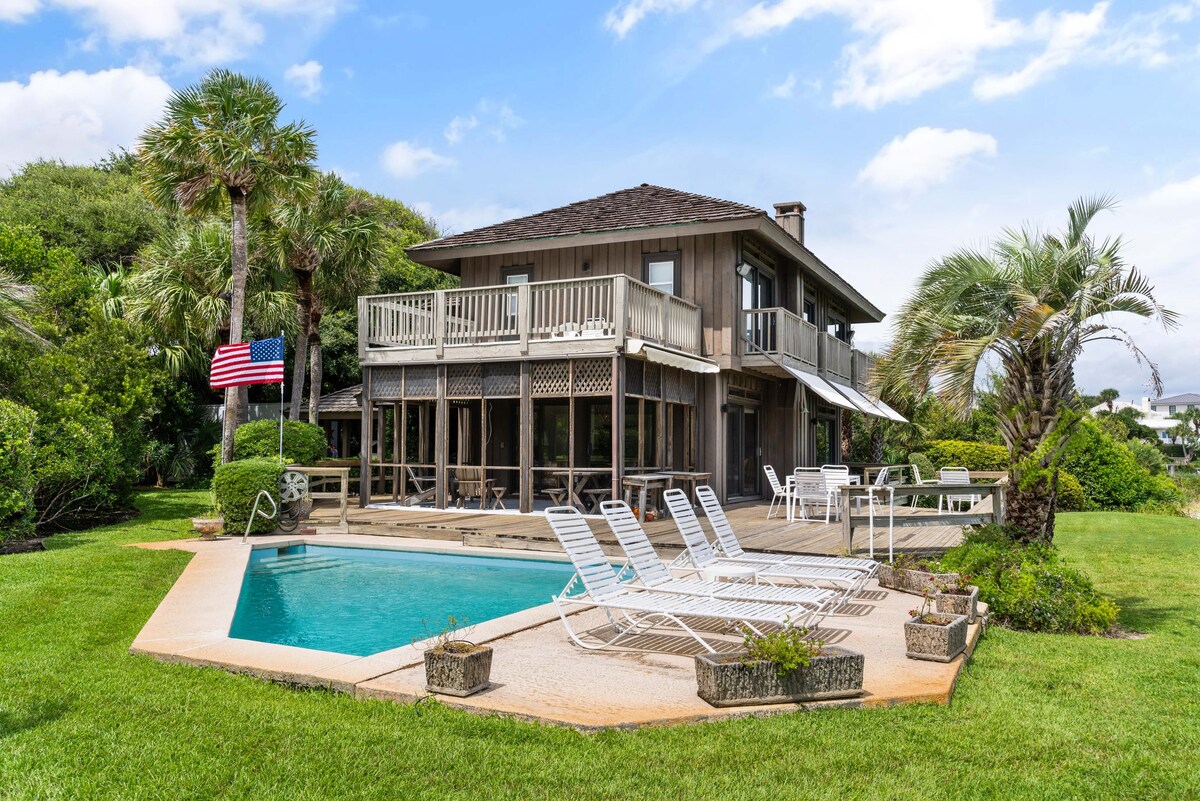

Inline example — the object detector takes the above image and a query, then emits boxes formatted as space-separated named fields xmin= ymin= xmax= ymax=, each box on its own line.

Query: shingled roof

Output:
xmin=409 ymin=184 xmax=766 ymax=251
xmin=1154 ymin=392 xmax=1200 ymax=405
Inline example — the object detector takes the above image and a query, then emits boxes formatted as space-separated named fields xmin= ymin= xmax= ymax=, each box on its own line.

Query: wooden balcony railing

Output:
xmin=739 ymin=308 xmax=818 ymax=371
xmin=852 ymin=349 xmax=876 ymax=390
xmin=359 ymin=275 xmax=703 ymax=361
xmin=819 ymin=332 xmax=853 ymax=383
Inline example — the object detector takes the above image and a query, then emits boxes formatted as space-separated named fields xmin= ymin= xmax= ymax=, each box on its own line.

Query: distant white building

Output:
xmin=1089 ymin=394 xmax=1197 ymax=443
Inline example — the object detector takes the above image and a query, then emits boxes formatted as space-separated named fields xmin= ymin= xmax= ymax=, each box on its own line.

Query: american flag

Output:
xmin=209 ymin=336 xmax=285 ymax=389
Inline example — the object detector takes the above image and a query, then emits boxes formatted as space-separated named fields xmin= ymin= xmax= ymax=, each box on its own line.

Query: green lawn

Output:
xmin=2 ymin=493 xmax=1198 ymax=800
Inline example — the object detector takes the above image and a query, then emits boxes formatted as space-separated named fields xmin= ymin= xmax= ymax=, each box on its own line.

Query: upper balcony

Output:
xmin=358 ymin=275 xmax=703 ymax=365
xmin=738 ymin=308 xmax=871 ymax=390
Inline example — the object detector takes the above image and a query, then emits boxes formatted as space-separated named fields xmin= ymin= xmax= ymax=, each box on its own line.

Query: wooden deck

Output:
xmin=308 ymin=497 xmax=970 ymax=559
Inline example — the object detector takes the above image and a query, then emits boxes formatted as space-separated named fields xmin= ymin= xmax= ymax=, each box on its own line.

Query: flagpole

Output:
xmin=279 ymin=331 xmax=285 ymax=464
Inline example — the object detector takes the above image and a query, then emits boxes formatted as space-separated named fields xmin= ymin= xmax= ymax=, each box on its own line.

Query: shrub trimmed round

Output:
xmin=233 ymin=420 xmax=326 ymax=465
xmin=1056 ymin=471 xmax=1086 ymax=512
xmin=922 ymin=439 xmax=1009 ymax=472
xmin=0 ymin=399 xmax=38 ymax=541
xmin=212 ymin=457 xmax=285 ymax=535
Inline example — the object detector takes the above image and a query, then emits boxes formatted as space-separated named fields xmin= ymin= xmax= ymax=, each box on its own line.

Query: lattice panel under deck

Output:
xmin=371 ymin=367 xmax=403 ymax=399
xmin=626 ymin=360 xmax=644 ymax=396
xmin=447 ymin=364 xmax=482 ymax=397
xmin=643 ymin=362 xmax=661 ymax=399
xmin=483 ymin=363 xmax=520 ymax=397
xmin=531 ymin=360 xmax=570 ymax=396
xmin=663 ymin=366 xmax=681 ymax=403
xmin=572 ymin=359 xmax=612 ymax=395
xmin=404 ymin=365 xmax=437 ymax=398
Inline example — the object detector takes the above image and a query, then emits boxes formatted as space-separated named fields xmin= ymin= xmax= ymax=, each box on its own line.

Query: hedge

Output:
xmin=1056 ymin=471 xmax=1086 ymax=512
xmin=921 ymin=439 xmax=1010 ymax=473
xmin=1059 ymin=419 xmax=1183 ymax=511
xmin=233 ymin=420 xmax=327 ymax=465
xmin=212 ymin=457 xmax=285 ymax=535
xmin=0 ymin=400 xmax=37 ymax=541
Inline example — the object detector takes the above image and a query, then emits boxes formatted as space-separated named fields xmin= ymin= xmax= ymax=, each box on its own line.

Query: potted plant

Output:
xmin=421 ymin=616 xmax=493 ymax=697
xmin=191 ymin=507 xmax=224 ymax=540
xmin=695 ymin=624 xmax=864 ymax=707
xmin=904 ymin=590 xmax=968 ymax=662
xmin=934 ymin=575 xmax=980 ymax=624
xmin=878 ymin=552 xmax=960 ymax=595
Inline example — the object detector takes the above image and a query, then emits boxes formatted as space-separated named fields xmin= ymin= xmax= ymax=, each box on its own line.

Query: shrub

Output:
xmin=939 ymin=526 xmax=1119 ymax=635
xmin=1055 ymin=471 xmax=1086 ymax=512
xmin=1161 ymin=443 xmax=1185 ymax=459
xmin=233 ymin=420 xmax=326 ymax=465
xmin=0 ymin=400 xmax=37 ymax=541
xmin=907 ymin=452 xmax=936 ymax=483
xmin=1060 ymin=419 xmax=1183 ymax=512
xmin=1125 ymin=437 xmax=1167 ymax=476
xmin=922 ymin=439 xmax=1009 ymax=473
xmin=212 ymin=457 xmax=285 ymax=535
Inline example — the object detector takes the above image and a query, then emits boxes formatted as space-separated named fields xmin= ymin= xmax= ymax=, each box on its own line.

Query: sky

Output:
xmin=1 ymin=0 xmax=1198 ymax=401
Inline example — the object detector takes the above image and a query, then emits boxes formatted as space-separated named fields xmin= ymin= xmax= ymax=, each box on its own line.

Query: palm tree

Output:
xmin=878 ymin=196 xmax=1177 ymax=543
xmin=1097 ymin=387 xmax=1120 ymax=413
xmin=138 ymin=69 xmax=316 ymax=462
xmin=126 ymin=221 xmax=295 ymax=377
xmin=265 ymin=172 xmax=380 ymax=424
xmin=0 ymin=270 xmax=47 ymax=346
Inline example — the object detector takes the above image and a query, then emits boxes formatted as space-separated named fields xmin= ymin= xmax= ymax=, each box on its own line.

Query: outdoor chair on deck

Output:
xmin=544 ymin=506 xmax=811 ymax=653
xmin=404 ymin=466 xmax=436 ymax=507
xmin=689 ymin=486 xmax=875 ymax=591
xmin=453 ymin=467 xmax=493 ymax=509
xmin=763 ymin=465 xmax=790 ymax=519
xmin=939 ymin=467 xmax=980 ymax=512
xmin=790 ymin=469 xmax=831 ymax=522
xmin=908 ymin=463 xmax=941 ymax=508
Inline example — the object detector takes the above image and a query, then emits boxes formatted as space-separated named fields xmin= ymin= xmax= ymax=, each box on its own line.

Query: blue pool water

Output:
xmin=229 ymin=545 xmax=577 ymax=656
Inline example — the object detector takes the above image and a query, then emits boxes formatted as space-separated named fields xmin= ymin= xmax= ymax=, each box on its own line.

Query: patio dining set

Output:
xmin=763 ymin=463 xmax=983 ymax=523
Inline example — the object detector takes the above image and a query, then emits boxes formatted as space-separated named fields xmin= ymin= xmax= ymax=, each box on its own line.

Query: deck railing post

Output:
xmin=433 ymin=290 xmax=447 ymax=358
xmin=613 ymin=276 xmax=628 ymax=349
xmin=517 ymin=283 xmax=530 ymax=355
xmin=841 ymin=487 xmax=853 ymax=553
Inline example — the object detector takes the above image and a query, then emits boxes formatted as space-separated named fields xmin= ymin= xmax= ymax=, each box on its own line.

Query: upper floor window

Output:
xmin=827 ymin=309 xmax=848 ymax=342
xmin=803 ymin=296 xmax=816 ymax=326
xmin=643 ymin=252 xmax=680 ymax=296
xmin=502 ymin=266 xmax=531 ymax=316
xmin=1169 ymin=405 xmax=1177 ymax=415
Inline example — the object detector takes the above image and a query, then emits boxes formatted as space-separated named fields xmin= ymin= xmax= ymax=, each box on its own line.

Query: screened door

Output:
xmin=726 ymin=403 xmax=761 ymax=498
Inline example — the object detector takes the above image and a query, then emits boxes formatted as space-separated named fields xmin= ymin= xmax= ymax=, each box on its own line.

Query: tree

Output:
xmin=265 ymin=172 xmax=380 ymax=423
xmin=1096 ymin=387 xmax=1120 ymax=413
xmin=0 ymin=270 xmax=46 ymax=345
xmin=1169 ymin=408 xmax=1200 ymax=461
xmin=138 ymin=69 xmax=316 ymax=463
xmin=878 ymin=196 xmax=1176 ymax=544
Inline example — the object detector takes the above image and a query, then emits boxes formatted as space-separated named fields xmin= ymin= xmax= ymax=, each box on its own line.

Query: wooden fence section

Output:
xmin=839 ymin=480 xmax=1008 ymax=552
xmin=819 ymin=332 xmax=853 ymax=383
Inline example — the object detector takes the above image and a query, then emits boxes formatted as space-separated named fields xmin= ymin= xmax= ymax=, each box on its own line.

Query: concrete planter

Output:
xmin=935 ymin=586 xmax=980 ymax=624
xmin=191 ymin=518 xmax=224 ymax=540
xmin=424 ymin=644 xmax=493 ymax=697
xmin=904 ymin=614 xmax=968 ymax=662
xmin=695 ymin=646 xmax=865 ymax=707
xmin=877 ymin=564 xmax=960 ymax=595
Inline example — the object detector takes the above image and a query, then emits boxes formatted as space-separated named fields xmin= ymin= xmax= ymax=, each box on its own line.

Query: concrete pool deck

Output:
xmin=130 ymin=533 xmax=985 ymax=729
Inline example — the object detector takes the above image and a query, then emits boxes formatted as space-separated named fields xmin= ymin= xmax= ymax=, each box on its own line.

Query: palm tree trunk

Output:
xmin=289 ymin=271 xmax=313 ymax=421
xmin=221 ymin=188 xmax=250 ymax=463
xmin=308 ymin=337 xmax=323 ymax=426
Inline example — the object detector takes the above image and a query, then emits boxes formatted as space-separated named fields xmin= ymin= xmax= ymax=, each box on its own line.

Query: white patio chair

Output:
xmin=821 ymin=465 xmax=852 ymax=522
xmin=939 ymin=467 xmax=980 ymax=512
xmin=598 ymin=501 xmax=835 ymax=616
xmin=762 ymin=465 xmax=790 ymax=519
xmin=544 ymin=507 xmax=811 ymax=653
xmin=908 ymin=463 xmax=941 ymax=508
xmin=790 ymin=469 xmax=832 ymax=522
xmin=688 ymin=486 xmax=876 ymax=584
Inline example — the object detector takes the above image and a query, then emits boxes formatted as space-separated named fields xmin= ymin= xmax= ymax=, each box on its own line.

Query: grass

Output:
xmin=2 ymin=494 xmax=1199 ymax=800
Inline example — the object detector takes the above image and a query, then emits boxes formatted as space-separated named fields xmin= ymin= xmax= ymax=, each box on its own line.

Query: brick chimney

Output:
xmin=773 ymin=201 xmax=806 ymax=244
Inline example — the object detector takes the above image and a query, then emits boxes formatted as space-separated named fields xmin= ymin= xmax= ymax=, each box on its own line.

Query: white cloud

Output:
xmin=2 ymin=1 xmax=343 ymax=66
xmin=413 ymin=201 xmax=524 ymax=236
xmin=973 ymin=4 xmax=1109 ymax=100
xmin=858 ymin=127 xmax=997 ymax=193
xmin=284 ymin=60 xmax=323 ymax=98
xmin=444 ymin=114 xmax=477 ymax=144
xmin=769 ymin=71 xmax=797 ymax=98
xmin=604 ymin=0 xmax=698 ymax=38
xmin=381 ymin=140 xmax=454 ymax=178
xmin=0 ymin=67 xmax=173 ymax=177
xmin=1100 ymin=1 xmax=1199 ymax=68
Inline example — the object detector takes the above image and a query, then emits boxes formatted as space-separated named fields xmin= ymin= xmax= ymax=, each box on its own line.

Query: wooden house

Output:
xmin=356 ymin=184 xmax=899 ymax=511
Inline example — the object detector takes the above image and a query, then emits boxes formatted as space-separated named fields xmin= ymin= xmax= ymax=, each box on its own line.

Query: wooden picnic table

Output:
xmin=550 ymin=469 xmax=612 ymax=512
xmin=622 ymin=473 xmax=670 ymax=522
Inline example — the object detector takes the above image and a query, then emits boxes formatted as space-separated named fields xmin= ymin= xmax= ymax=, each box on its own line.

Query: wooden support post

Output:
xmin=392 ymin=401 xmax=400 ymax=503
xmin=433 ymin=290 xmax=447 ymax=358
xmin=358 ymin=367 xmax=372 ymax=507
xmin=613 ymin=277 xmax=628 ymax=349
xmin=567 ymin=360 xmax=576 ymax=510
xmin=434 ymin=365 xmax=448 ymax=509
xmin=517 ymin=284 xmax=530 ymax=355
xmin=840 ymin=487 xmax=853 ymax=553
xmin=612 ymin=354 xmax=625 ymax=504
xmin=994 ymin=481 xmax=1008 ymax=525
xmin=519 ymin=361 xmax=533 ymax=513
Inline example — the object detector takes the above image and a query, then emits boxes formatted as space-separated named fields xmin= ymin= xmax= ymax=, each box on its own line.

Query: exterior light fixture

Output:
xmin=735 ymin=262 xmax=752 ymax=277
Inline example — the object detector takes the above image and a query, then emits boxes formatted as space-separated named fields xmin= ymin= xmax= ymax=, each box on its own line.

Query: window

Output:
xmin=1169 ymin=405 xmax=1177 ymax=415
xmin=502 ymin=266 xmax=531 ymax=316
xmin=643 ymin=252 xmax=680 ymax=296
xmin=803 ymin=296 xmax=816 ymax=326
xmin=827 ymin=309 xmax=848 ymax=341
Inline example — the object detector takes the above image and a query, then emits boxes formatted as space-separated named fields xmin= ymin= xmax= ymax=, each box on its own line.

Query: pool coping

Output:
xmin=129 ymin=534 xmax=587 ymax=693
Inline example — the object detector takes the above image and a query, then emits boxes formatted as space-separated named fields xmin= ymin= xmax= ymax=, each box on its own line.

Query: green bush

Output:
xmin=212 ymin=457 xmax=285 ymax=535
xmin=1060 ymin=419 xmax=1183 ymax=512
xmin=1124 ymin=438 xmax=1167 ymax=476
xmin=939 ymin=526 xmax=1118 ymax=634
xmin=233 ymin=420 xmax=327 ymax=465
xmin=0 ymin=400 xmax=38 ymax=541
xmin=1056 ymin=471 xmax=1086 ymax=512
xmin=1161 ymin=443 xmax=1185 ymax=459
xmin=922 ymin=439 xmax=1009 ymax=472
xmin=907 ymin=452 xmax=936 ymax=484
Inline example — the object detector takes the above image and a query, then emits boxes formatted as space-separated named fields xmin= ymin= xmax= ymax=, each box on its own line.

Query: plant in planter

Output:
xmin=695 ymin=624 xmax=864 ymax=707
xmin=878 ymin=552 xmax=961 ymax=595
xmin=191 ymin=502 xmax=224 ymax=540
xmin=934 ymin=575 xmax=980 ymax=624
xmin=419 ymin=616 xmax=493 ymax=697
xmin=904 ymin=590 xmax=968 ymax=662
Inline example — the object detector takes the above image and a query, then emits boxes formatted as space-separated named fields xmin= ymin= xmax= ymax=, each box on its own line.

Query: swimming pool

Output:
xmin=229 ymin=545 xmax=578 ymax=656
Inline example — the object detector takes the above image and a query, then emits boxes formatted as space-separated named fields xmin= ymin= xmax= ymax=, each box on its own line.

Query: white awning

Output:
xmin=836 ymin=383 xmax=908 ymax=423
xmin=782 ymin=365 xmax=859 ymax=412
xmin=626 ymin=339 xmax=720 ymax=374
xmin=870 ymin=396 xmax=909 ymax=423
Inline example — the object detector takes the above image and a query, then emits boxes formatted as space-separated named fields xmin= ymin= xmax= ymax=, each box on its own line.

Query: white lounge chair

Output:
xmin=544 ymin=507 xmax=811 ymax=653
xmin=939 ymin=467 xmax=980 ymax=512
xmin=691 ymin=486 xmax=877 ymax=585
xmin=597 ymin=500 xmax=836 ymax=617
